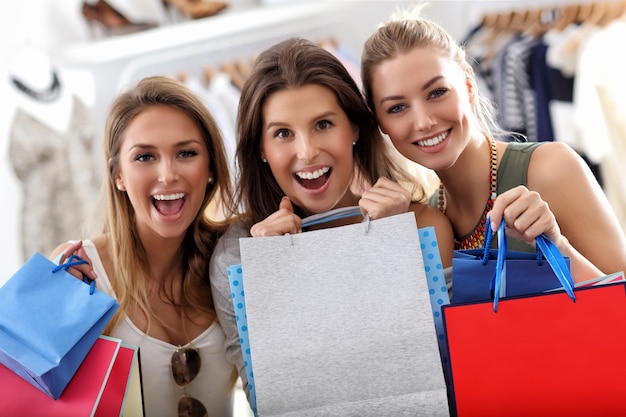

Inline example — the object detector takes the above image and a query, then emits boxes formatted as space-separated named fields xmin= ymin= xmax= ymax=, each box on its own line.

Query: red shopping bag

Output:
xmin=0 ymin=336 xmax=143 ymax=417
xmin=442 ymin=280 xmax=626 ymax=417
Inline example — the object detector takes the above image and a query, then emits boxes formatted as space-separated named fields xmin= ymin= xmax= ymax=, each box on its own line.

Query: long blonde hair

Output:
xmin=101 ymin=76 xmax=235 ymax=335
xmin=360 ymin=4 xmax=504 ymax=140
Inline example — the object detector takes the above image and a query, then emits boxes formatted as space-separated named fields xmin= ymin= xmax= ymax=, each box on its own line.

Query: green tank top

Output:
xmin=496 ymin=142 xmax=542 ymax=252
xmin=428 ymin=141 xmax=543 ymax=253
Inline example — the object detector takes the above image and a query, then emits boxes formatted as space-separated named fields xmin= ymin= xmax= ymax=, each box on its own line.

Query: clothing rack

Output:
xmin=479 ymin=0 xmax=626 ymax=37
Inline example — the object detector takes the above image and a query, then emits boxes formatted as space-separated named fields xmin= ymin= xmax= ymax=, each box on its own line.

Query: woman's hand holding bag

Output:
xmin=485 ymin=216 xmax=575 ymax=311
xmin=452 ymin=216 xmax=576 ymax=310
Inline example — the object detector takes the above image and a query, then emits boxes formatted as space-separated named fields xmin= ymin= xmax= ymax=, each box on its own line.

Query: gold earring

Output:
xmin=208 ymin=177 xmax=213 ymax=184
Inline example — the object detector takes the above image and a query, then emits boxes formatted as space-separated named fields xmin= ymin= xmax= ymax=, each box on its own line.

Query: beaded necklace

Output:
xmin=438 ymin=137 xmax=497 ymax=249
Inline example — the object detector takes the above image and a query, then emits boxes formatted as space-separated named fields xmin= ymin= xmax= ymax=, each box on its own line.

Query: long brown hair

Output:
xmin=235 ymin=37 xmax=422 ymax=225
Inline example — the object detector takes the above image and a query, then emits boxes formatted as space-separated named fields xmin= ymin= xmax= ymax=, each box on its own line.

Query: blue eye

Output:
xmin=387 ymin=104 xmax=405 ymax=114
xmin=135 ymin=153 xmax=154 ymax=162
xmin=429 ymin=88 xmax=448 ymax=99
xmin=179 ymin=149 xmax=199 ymax=158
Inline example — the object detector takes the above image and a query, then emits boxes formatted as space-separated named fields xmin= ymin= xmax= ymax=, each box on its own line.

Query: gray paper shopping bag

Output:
xmin=239 ymin=212 xmax=449 ymax=417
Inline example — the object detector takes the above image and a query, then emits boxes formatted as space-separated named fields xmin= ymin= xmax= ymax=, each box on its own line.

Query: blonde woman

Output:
xmin=360 ymin=5 xmax=626 ymax=283
xmin=51 ymin=76 xmax=238 ymax=417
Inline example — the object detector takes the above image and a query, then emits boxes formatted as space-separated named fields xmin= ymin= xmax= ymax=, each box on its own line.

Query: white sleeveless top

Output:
xmin=82 ymin=240 xmax=235 ymax=417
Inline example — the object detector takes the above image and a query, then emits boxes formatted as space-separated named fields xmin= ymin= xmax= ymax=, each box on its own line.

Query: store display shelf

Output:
xmin=61 ymin=1 xmax=351 ymax=65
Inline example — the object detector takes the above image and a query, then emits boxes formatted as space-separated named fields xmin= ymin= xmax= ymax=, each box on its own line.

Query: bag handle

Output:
xmin=52 ymin=254 xmax=96 ymax=295
xmin=301 ymin=206 xmax=364 ymax=228
xmin=485 ymin=217 xmax=576 ymax=311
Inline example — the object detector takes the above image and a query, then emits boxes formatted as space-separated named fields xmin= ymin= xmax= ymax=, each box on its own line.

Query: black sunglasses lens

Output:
xmin=178 ymin=395 xmax=208 ymax=417
xmin=171 ymin=347 xmax=202 ymax=386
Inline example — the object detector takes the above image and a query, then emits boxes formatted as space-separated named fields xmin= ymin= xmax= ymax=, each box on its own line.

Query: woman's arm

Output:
xmin=531 ymin=142 xmax=626 ymax=276
xmin=489 ymin=141 xmax=626 ymax=281
xmin=209 ymin=221 xmax=253 ymax=404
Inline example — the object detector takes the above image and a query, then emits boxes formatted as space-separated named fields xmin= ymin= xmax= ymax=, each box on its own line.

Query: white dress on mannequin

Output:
xmin=7 ymin=45 xmax=100 ymax=260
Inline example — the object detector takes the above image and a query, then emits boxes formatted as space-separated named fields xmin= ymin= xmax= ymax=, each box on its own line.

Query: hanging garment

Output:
xmin=9 ymin=96 xmax=99 ymax=260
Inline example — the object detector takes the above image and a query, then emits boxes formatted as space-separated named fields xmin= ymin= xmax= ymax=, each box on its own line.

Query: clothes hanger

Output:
xmin=203 ymin=66 xmax=216 ymax=85
xmin=524 ymin=7 xmax=557 ymax=37
xmin=576 ymin=1 xmax=607 ymax=26
xmin=482 ymin=10 xmax=514 ymax=45
xmin=563 ymin=1 xmax=608 ymax=53
xmin=509 ymin=9 xmax=529 ymax=33
xmin=480 ymin=11 xmax=499 ymax=31
xmin=496 ymin=10 xmax=516 ymax=33
xmin=219 ymin=62 xmax=246 ymax=91
xmin=605 ymin=0 xmax=626 ymax=24
xmin=234 ymin=58 xmax=251 ymax=82
xmin=177 ymin=71 xmax=189 ymax=83
xmin=620 ymin=0 xmax=626 ymax=20
xmin=514 ymin=7 xmax=543 ymax=36
xmin=480 ymin=10 xmax=517 ymax=62
xmin=552 ymin=4 xmax=580 ymax=31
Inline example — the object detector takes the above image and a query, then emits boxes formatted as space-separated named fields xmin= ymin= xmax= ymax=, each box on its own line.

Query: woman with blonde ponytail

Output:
xmin=360 ymin=5 xmax=626 ymax=288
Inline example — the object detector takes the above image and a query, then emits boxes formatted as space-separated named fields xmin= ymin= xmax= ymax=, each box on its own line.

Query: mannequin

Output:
xmin=7 ymin=45 xmax=100 ymax=261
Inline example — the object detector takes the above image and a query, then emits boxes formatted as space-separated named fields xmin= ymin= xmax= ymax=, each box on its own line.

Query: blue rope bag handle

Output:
xmin=482 ymin=217 xmax=544 ymax=266
xmin=52 ymin=254 xmax=95 ymax=295
xmin=483 ymin=217 xmax=576 ymax=312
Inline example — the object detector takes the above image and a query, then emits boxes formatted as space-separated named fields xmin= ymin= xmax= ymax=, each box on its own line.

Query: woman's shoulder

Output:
xmin=528 ymin=140 xmax=580 ymax=163
xmin=409 ymin=202 xmax=449 ymax=229
xmin=220 ymin=218 xmax=251 ymax=244
xmin=210 ymin=218 xmax=251 ymax=274
xmin=526 ymin=141 xmax=589 ymax=186
xmin=503 ymin=140 xmax=577 ymax=165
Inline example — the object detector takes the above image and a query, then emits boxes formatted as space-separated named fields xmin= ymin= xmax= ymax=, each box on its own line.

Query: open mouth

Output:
xmin=414 ymin=130 xmax=448 ymax=147
xmin=294 ymin=167 xmax=331 ymax=190
xmin=153 ymin=192 xmax=185 ymax=215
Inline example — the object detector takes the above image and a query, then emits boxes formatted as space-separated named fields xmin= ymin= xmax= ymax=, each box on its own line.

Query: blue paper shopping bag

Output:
xmin=0 ymin=252 xmax=119 ymax=399
xmin=452 ymin=217 xmax=573 ymax=305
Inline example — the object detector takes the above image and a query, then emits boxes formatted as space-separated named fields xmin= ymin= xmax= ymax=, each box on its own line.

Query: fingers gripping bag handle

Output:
xmin=485 ymin=217 xmax=576 ymax=312
xmin=53 ymin=254 xmax=96 ymax=294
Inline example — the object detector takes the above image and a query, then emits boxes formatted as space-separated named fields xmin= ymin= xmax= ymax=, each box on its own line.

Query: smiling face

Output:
xmin=370 ymin=46 xmax=475 ymax=172
xmin=115 ymin=105 xmax=211 ymax=241
xmin=260 ymin=84 xmax=359 ymax=216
